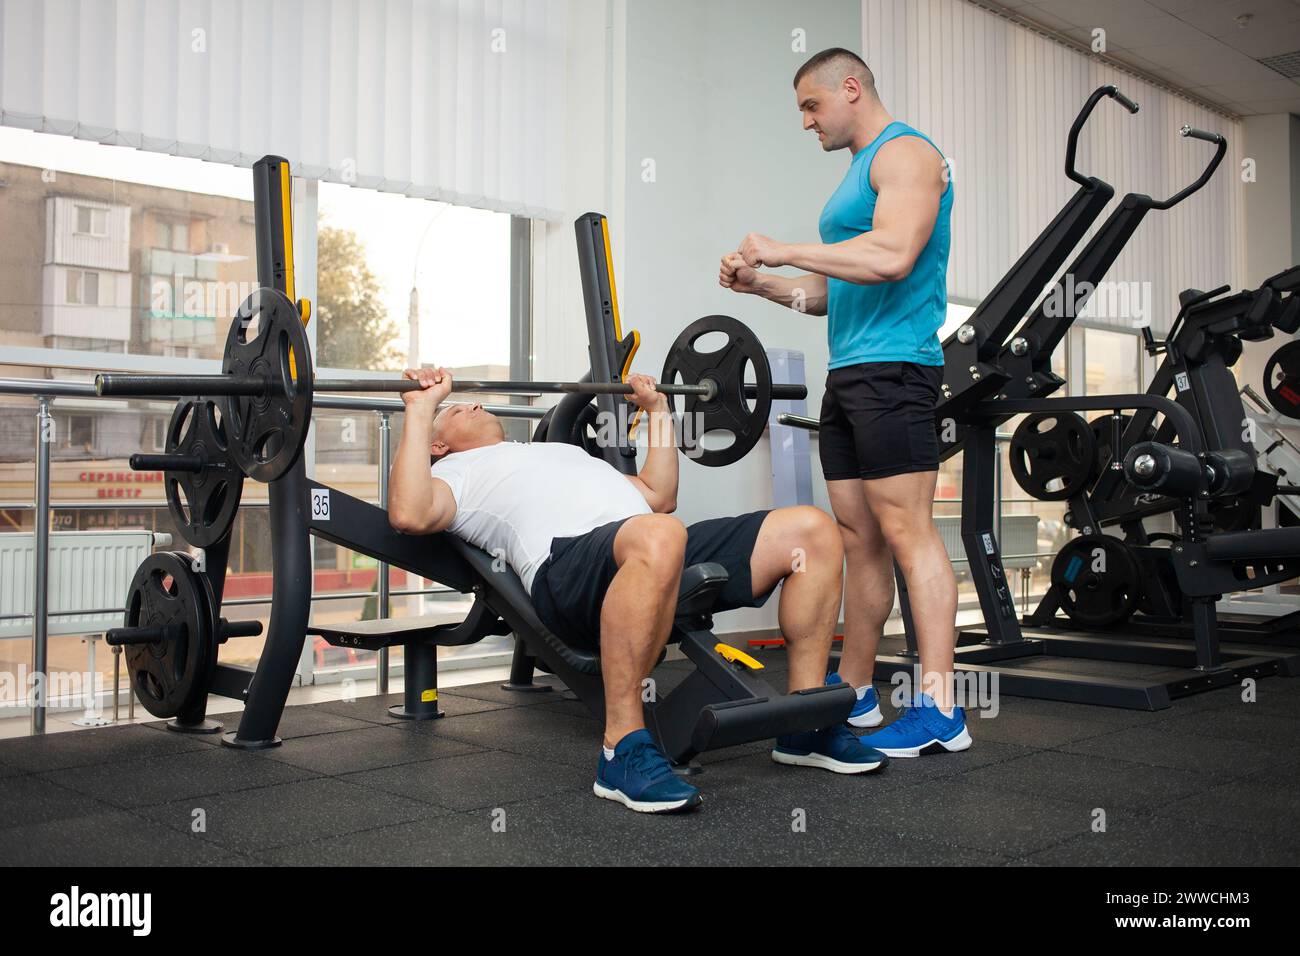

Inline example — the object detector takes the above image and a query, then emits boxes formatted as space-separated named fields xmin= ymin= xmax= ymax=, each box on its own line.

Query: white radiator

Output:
xmin=935 ymin=515 xmax=1040 ymax=571
xmin=0 ymin=531 xmax=170 ymax=640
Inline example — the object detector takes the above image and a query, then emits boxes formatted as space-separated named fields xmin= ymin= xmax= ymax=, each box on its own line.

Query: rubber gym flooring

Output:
xmin=3 ymin=639 xmax=1299 ymax=867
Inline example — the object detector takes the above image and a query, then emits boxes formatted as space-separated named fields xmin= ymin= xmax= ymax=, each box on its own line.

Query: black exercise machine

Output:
xmin=103 ymin=155 xmax=853 ymax=763
xmin=784 ymin=86 xmax=1300 ymax=708
xmin=1016 ymin=267 xmax=1300 ymax=645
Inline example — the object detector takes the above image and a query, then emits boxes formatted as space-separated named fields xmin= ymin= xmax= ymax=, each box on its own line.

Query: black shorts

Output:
xmin=819 ymin=361 xmax=943 ymax=481
xmin=529 ymin=510 xmax=774 ymax=651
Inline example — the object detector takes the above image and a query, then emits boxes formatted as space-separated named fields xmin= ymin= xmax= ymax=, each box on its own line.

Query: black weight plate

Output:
xmin=531 ymin=407 xmax=553 ymax=443
xmin=1009 ymin=412 xmax=1097 ymax=501
xmin=571 ymin=400 xmax=605 ymax=459
xmin=1263 ymin=340 xmax=1300 ymax=419
xmin=163 ymin=398 xmax=244 ymax=549
xmin=221 ymin=289 xmax=314 ymax=481
xmin=121 ymin=552 xmax=214 ymax=718
xmin=661 ymin=315 xmax=772 ymax=468
xmin=1051 ymin=535 xmax=1141 ymax=628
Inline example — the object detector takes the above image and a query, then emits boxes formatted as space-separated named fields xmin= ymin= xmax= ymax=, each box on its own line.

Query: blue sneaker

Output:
xmin=594 ymin=729 xmax=702 ymax=813
xmin=772 ymin=723 xmax=889 ymax=774
xmin=826 ymin=672 xmax=883 ymax=728
xmin=861 ymin=693 xmax=972 ymax=757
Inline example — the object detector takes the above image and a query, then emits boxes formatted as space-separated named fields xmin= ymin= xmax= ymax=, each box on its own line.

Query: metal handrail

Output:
xmin=1 ymin=374 xmax=549 ymax=733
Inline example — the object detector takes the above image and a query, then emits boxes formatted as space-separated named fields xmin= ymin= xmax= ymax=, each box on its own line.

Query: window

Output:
xmin=66 ymin=268 xmax=100 ymax=306
xmin=74 ymin=204 xmax=108 ymax=236
xmin=0 ymin=127 xmax=257 ymax=363
xmin=157 ymin=218 xmax=190 ymax=252
xmin=1083 ymin=327 xmax=1141 ymax=396
xmin=58 ymin=414 xmax=94 ymax=451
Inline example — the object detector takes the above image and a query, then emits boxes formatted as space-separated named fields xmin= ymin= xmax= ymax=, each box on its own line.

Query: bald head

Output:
xmin=430 ymin=402 xmax=506 ymax=462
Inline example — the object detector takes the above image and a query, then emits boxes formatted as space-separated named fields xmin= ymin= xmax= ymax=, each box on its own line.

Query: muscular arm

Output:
xmin=753 ymin=272 xmax=829 ymax=316
xmin=388 ymin=401 xmax=458 ymax=534
xmin=625 ymin=405 xmax=679 ymax=513
xmin=622 ymin=374 xmax=678 ymax=513
xmin=781 ymin=137 xmax=944 ymax=284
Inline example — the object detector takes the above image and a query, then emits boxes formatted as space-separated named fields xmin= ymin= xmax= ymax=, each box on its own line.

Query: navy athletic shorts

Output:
xmin=818 ymin=360 xmax=943 ymax=481
xmin=529 ymin=510 xmax=774 ymax=651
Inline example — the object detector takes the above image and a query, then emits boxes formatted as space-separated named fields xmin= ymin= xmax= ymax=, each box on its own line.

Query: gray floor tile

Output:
xmin=36 ymin=745 xmax=321 ymax=809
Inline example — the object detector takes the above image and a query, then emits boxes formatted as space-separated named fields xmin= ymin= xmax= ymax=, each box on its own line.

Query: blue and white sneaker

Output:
xmin=594 ymin=729 xmax=701 ymax=813
xmin=826 ymin=672 xmax=883 ymax=728
xmin=772 ymin=723 xmax=889 ymax=774
xmin=860 ymin=693 xmax=972 ymax=757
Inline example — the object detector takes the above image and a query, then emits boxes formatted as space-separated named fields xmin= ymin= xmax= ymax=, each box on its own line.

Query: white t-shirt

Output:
xmin=430 ymin=441 xmax=652 ymax=593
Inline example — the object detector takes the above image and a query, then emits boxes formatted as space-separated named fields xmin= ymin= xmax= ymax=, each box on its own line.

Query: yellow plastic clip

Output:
xmin=288 ymin=299 xmax=312 ymax=380
xmin=714 ymin=643 xmax=764 ymax=670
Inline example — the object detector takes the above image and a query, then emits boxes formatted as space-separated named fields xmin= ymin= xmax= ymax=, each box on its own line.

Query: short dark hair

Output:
xmin=793 ymin=47 xmax=875 ymax=95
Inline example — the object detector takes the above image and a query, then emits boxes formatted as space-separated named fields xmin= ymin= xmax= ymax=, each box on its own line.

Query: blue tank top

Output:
xmin=818 ymin=121 xmax=951 ymax=368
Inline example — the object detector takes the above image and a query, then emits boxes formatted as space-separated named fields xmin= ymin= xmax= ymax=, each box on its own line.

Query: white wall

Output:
xmin=613 ymin=0 xmax=862 ymax=635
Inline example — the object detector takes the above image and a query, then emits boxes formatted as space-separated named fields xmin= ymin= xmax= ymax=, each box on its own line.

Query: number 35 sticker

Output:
xmin=311 ymin=489 xmax=331 ymax=521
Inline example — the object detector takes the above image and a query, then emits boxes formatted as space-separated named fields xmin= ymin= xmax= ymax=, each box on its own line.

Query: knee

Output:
xmin=834 ymin=514 xmax=881 ymax=558
xmin=789 ymin=506 xmax=842 ymax=557
xmin=770 ymin=506 xmax=843 ymax=571
xmin=629 ymin=514 xmax=687 ymax=574
xmin=877 ymin=512 xmax=928 ymax=553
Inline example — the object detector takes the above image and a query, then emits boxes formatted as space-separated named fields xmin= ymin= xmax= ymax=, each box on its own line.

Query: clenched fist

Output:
xmin=738 ymin=233 xmax=788 ymax=269
xmin=719 ymin=252 xmax=763 ymax=295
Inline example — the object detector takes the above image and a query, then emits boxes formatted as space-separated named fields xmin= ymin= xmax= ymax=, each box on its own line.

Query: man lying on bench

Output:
xmin=388 ymin=366 xmax=887 ymax=813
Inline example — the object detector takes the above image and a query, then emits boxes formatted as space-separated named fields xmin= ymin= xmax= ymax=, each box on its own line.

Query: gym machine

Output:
xmin=100 ymin=155 xmax=854 ymax=763
xmin=1014 ymin=267 xmax=1300 ymax=645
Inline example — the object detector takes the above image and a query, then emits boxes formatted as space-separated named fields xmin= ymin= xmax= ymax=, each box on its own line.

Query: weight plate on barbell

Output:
xmin=120 ymin=552 xmax=215 ymax=719
xmin=1263 ymin=340 xmax=1300 ymax=420
xmin=221 ymin=289 xmax=314 ymax=482
xmin=1051 ymin=534 xmax=1141 ymax=628
xmin=1009 ymin=412 xmax=1097 ymax=501
xmin=661 ymin=315 xmax=773 ymax=468
xmin=164 ymin=398 xmax=244 ymax=549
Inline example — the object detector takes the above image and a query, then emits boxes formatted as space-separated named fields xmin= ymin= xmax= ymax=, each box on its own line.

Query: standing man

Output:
xmin=719 ymin=48 xmax=970 ymax=757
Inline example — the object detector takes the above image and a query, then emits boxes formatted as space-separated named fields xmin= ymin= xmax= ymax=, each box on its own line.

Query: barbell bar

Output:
xmin=96 ymin=373 xmax=807 ymax=403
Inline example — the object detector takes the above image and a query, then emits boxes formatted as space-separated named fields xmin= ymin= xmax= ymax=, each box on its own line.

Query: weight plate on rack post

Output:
xmin=1050 ymin=535 xmax=1141 ymax=628
xmin=221 ymin=289 xmax=314 ymax=482
xmin=1009 ymin=412 xmax=1097 ymax=501
xmin=1263 ymin=340 xmax=1300 ymax=419
xmin=119 ymin=552 xmax=215 ymax=718
xmin=163 ymin=398 xmax=244 ymax=548
xmin=660 ymin=315 xmax=772 ymax=468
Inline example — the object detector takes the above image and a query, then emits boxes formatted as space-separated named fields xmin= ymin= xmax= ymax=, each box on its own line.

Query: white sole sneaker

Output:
xmin=770 ymin=748 xmax=887 ymax=774
xmin=847 ymin=705 xmax=884 ymax=728
xmin=593 ymin=781 xmax=697 ymax=813
xmin=873 ymin=726 xmax=974 ymax=758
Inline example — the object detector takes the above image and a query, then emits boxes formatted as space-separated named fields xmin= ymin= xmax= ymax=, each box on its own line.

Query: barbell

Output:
xmin=96 ymin=289 xmax=806 ymax=481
